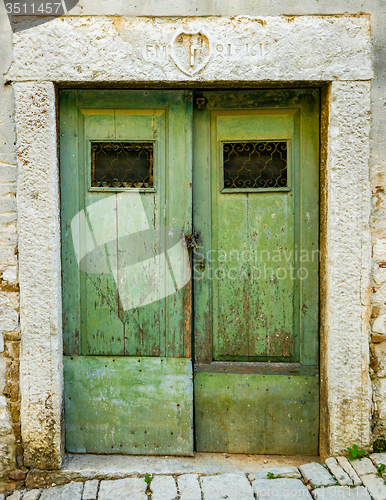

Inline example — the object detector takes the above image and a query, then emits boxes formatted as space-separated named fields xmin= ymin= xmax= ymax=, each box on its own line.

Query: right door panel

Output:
xmin=193 ymin=90 xmax=320 ymax=454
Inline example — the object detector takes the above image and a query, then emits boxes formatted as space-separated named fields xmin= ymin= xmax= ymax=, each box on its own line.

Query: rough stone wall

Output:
xmin=370 ymin=145 xmax=386 ymax=440
xmin=367 ymin=0 xmax=386 ymax=447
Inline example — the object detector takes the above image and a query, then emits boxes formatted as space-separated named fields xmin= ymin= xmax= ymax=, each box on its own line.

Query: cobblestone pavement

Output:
xmin=4 ymin=454 xmax=386 ymax=500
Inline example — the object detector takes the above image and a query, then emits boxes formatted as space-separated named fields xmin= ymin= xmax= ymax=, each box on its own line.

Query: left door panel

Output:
xmin=60 ymin=90 xmax=193 ymax=455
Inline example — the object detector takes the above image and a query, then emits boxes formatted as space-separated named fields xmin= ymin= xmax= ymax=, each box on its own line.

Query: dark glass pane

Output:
xmin=223 ymin=141 xmax=288 ymax=189
xmin=91 ymin=142 xmax=154 ymax=189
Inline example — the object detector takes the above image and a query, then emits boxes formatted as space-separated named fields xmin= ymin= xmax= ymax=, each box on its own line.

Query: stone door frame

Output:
xmin=10 ymin=15 xmax=372 ymax=469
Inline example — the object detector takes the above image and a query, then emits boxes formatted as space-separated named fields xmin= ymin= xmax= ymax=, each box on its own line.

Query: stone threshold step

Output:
xmin=26 ymin=453 xmax=321 ymax=489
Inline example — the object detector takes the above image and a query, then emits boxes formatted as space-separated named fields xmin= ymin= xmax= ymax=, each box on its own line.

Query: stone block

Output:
xmin=1 ymin=267 xmax=17 ymax=285
xmin=82 ymin=480 xmax=98 ymax=500
xmin=0 ymin=164 xmax=16 ymax=184
xmin=7 ymin=362 xmax=20 ymax=384
xmin=151 ymin=476 xmax=178 ymax=500
xmin=39 ymin=483 xmax=83 ymax=500
xmin=374 ymin=379 xmax=386 ymax=432
xmin=252 ymin=478 xmax=312 ymax=499
xmin=248 ymin=467 xmax=301 ymax=481
xmin=373 ymin=314 xmax=386 ymax=334
xmin=8 ymin=16 xmax=372 ymax=83
xmin=0 ymin=296 xmax=18 ymax=336
xmin=312 ymin=486 xmax=371 ymax=499
xmin=325 ymin=457 xmax=352 ymax=486
xmin=0 ymin=193 xmax=16 ymax=213
xmin=177 ymin=474 xmax=201 ymax=500
xmin=336 ymin=457 xmax=362 ymax=486
xmin=99 ymin=478 xmax=147 ymax=500
xmin=351 ymin=458 xmax=377 ymax=477
xmin=13 ymin=81 xmax=63 ymax=470
xmin=0 ymin=211 xmax=17 ymax=225
xmin=299 ymin=463 xmax=336 ymax=488
xmin=371 ymin=453 xmax=386 ymax=467
xmin=372 ymin=342 xmax=386 ymax=377
xmin=3 ymin=333 xmax=20 ymax=342
xmin=7 ymin=492 xmax=21 ymax=500
xmin=361 ymin=474 xmax=386 ymax=500
xmin=9 ymin=470 xmax=26 ymax=480
xmin=23 ymin=491 xmax=42 ymax=500
xmin=201 ymin=474 xmax=253 ymax=500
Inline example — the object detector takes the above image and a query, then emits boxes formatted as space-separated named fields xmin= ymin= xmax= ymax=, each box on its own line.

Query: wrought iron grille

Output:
xmin=91 ymin=142 xmax=154 ymax=189
xmin=223 ymin=141 xmax=288 ymax=189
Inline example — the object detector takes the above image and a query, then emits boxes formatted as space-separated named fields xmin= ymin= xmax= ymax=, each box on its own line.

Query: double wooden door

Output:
xmin=60 ymin=89 xmax=319 ymax=456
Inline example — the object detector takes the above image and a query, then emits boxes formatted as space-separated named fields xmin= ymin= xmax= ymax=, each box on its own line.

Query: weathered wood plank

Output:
xmin=64 ymin=356 xmax=194 ymax=456
xmin=114 ymin=110 xmax=164 ymax=357
xmin=165 ymin=92 xmax=193 ymax=359
xmin=195 ymin=362 xmax=318 ymax=376
xmin=194 ymin=372 xmax=319 ymax=454
xmin=80 ymin=111 xmax=123 ymax=355
xmin=192 ymin=97 xmax=213 ymax=363
xmin=60 ymin=90 xmax=81 ymax=355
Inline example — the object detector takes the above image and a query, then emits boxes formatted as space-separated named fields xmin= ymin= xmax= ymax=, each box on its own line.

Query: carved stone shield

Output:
xmin=170 ymin=31 xmax=212 ymax=76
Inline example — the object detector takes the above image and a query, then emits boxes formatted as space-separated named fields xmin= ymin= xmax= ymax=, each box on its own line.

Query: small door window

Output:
xmin=222 ymin=140 xmax=288 ymax=191
xmin=90 ymin=141 xmax=154 ymax=190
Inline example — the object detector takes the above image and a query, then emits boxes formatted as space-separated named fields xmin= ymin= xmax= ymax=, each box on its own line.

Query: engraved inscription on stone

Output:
xmin=215 ymin=41 xmax=272 ymax=59
xmin=170 ymin=31 xmax=212 ymax=76
xmin=143 ymin=31 xmax=275 ymax=76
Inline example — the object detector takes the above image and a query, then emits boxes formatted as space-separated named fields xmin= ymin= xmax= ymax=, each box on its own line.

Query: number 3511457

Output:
xmin=5 ymin=2 xmax=64 ymax=14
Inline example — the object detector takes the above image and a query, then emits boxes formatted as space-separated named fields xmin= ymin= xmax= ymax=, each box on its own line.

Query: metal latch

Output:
xmin=184 ymin=232 xmax=200 ymax=249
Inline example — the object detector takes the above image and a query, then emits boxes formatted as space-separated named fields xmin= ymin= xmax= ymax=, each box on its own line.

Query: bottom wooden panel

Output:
xmin=64 ymin=356 xmax=193 ymax=456
xmin=194 ymin=372 xmax=319 ymax=455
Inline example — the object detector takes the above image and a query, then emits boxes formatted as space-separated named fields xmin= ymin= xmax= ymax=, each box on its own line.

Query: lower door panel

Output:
xmin=64 ymin=356 xmax=193 ymax=456
xmin=194 ymin=370 xmax=319 ymax=455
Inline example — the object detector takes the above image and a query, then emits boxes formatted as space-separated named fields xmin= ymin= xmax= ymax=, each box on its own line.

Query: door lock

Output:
xmin=184 ymin=232 xmax=200 ymax=249
xmin=196 ymin=98 xmax=207 ymax=110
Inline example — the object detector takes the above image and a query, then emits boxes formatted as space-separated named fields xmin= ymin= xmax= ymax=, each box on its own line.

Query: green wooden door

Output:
xmin=193 ymin=90 xmax=320 ymax=454
xmin=60 ymin=89 xmax=319 ymax=456
xmin=60 ymin=90 xmax=194 ymax=455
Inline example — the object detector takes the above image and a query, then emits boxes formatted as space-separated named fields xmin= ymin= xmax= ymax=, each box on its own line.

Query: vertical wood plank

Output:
xmin=60 ymin=90 xmax=81 ymax=355
xmin=80 ymin=112 xmax=124 ymax=355
xmin=193 ymin=99 xmax=213 ymax=363
xmin=166 ymin=91 xmax=193 ymax=358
